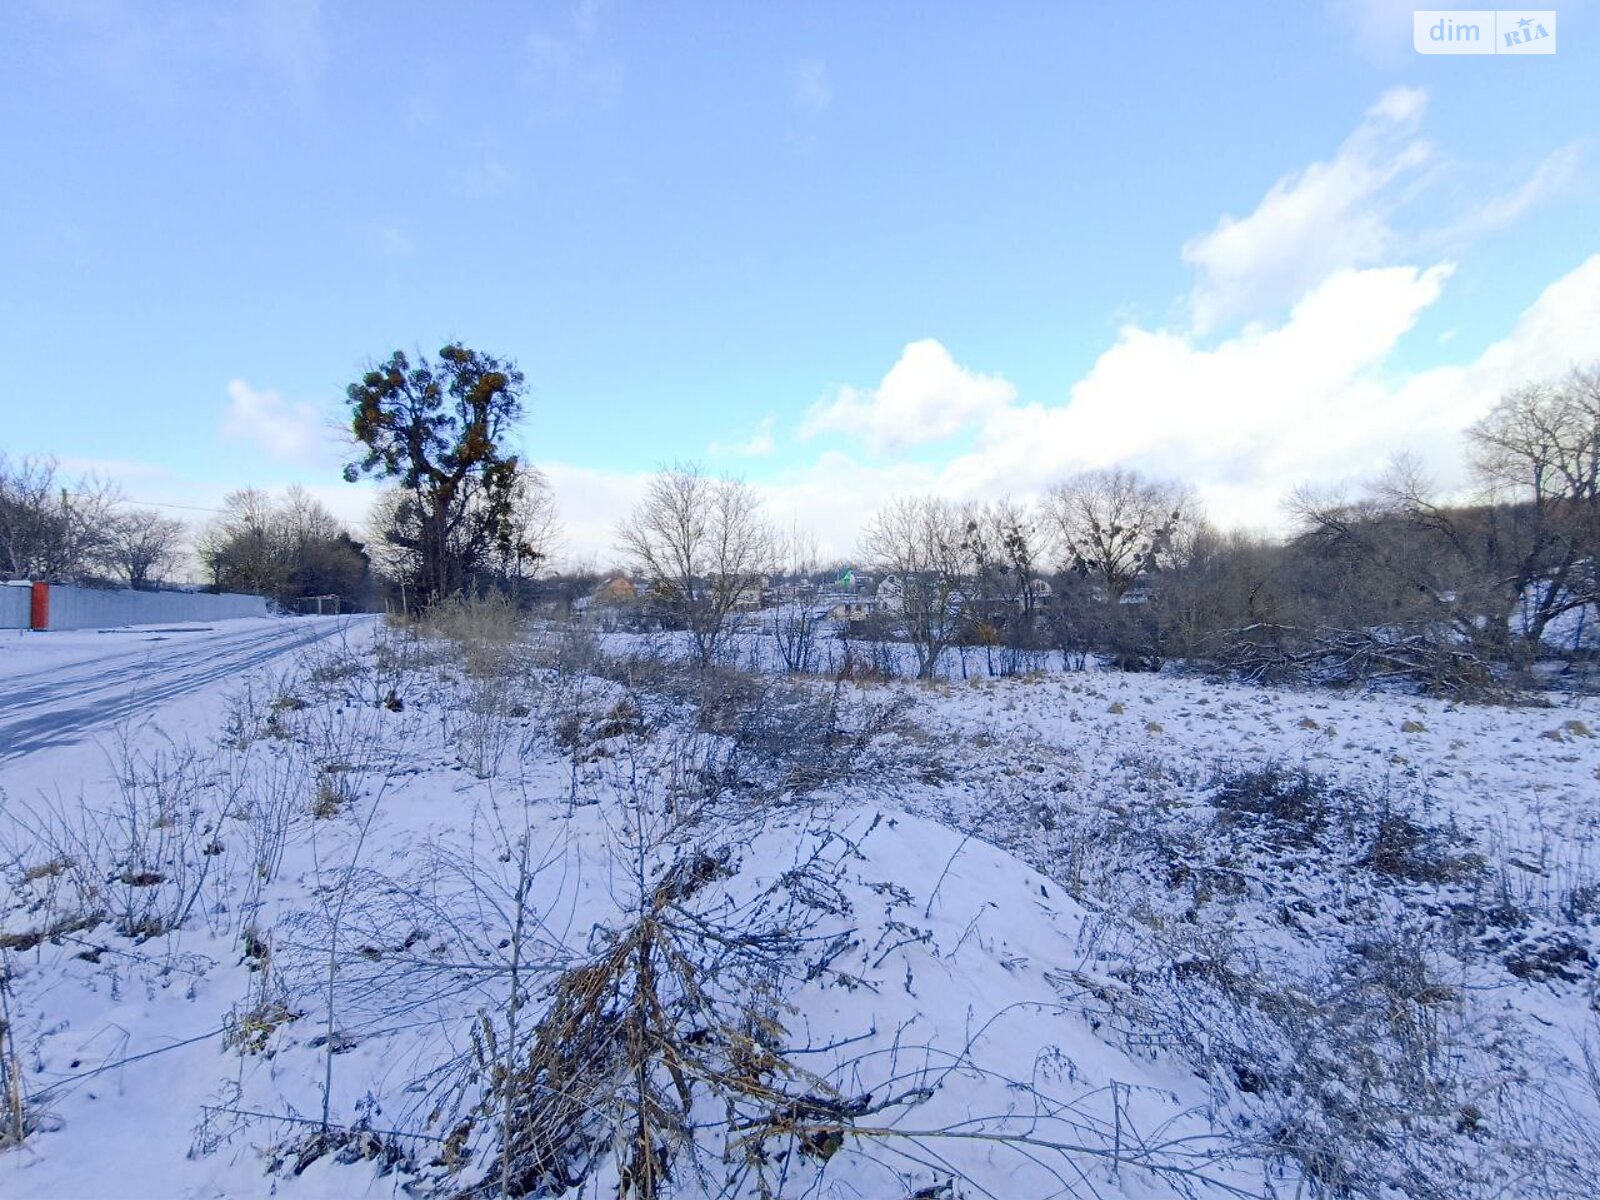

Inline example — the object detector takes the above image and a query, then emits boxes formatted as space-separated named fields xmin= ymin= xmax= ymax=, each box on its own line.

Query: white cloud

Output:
xmin=523 ymin=0 xmax=622 ymax=120
xmin=1451 ymin=252 xmax=1600 ymax=385
xmin=788 ymin=59 xmax=832 ymax=114
xmin=29 ymin=0 xmax=327 ymax=115
xmin=540 ymin=462 xmax=650 ymax=568
xmin=544 ymin=254 xmax=1600 ymax=560
xmin=220 ymin=380 xmax=328 ymax=463
xmin=933 ymin=254 xmax=1600 ymax=533
xmin=801 ymin=339 xmax=1017 ymax=453
xmin=710 ymin=417 xmax=777 ymax=459
xmin=778 ymin=258 xmax=1593 ymax=557
xmin=948 ymin=267 xmax=1456 ymax=525
xmin=1028 ymin=265 xmax=1454 ymax=480
xmin=1429 ymin=142 xmax=1583 ymax=246
xmin=1182 ymin=87 xmax=1581 ymax=336
xmin=361 ymin=221 xmax=414 ymax=258
xmin=1182 ymin=87 xmax=1431 ymax=333
xmin=504 ymin=88 xmax=1600 ymax=562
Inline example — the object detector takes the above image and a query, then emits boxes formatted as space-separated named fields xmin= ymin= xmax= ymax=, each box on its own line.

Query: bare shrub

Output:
xmin=1210 ymin=762 xmax=1331 ymax=849
xmin=355 ymin=798 xmax=1234 ymax=1199
xmin=0 ymin=952 xmax=28 ymax=1148
xmin=979 ymin=755 xmax=1550 ymax=1198
xmin=1206 ymin=623 xmax=1503 ymax=697
xmin=446 ymin=672 xmax=530 ymax=779
xmin=693 ymin=672 xmax=909 ymax=801
xmin=223 ymin=928 xmax=301 ymax=1057
xmin=770 ymin=599 xmax=823 ymax=675
xmin=571 ymin=651 xmax=909 ymax=811
xmin=226 ymin=745 xmax=307 ymax=909
xmin=202 ymin=620 xmax=1259 ymax=1199
xmin=1362 ymin=812 xmax=1485 ymax=886
xmin=770 ymin=523 xmax=824 ymax=675
xmin=1 ymin=730 xmax=232 ymax=941
xmin=421 ymin=592 xmax=526 ymax=679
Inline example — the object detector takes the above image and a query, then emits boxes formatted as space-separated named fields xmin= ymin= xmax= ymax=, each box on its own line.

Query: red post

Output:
xmin=30 ymin=581 xmax=50 ymax=631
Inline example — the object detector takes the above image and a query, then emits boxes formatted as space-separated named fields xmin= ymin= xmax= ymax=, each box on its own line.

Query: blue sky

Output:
xmin=2 ymin=1 xmax=1597 ymax=560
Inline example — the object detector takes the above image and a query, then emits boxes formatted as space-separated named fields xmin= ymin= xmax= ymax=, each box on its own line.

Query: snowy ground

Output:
xmin=0 ymin=616 xmax=372 ymax=759
xmin=1 ymin=618 xmax=1596 ymax=1198
xmin=845 ymin=665 xmax=1600 ymax=1198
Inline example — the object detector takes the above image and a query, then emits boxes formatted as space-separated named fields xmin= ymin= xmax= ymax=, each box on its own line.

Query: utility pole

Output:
xmin=60 ymin=487 xmax=72 ymax=578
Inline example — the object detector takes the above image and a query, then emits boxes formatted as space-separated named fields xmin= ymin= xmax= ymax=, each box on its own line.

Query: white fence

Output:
xmin=0 ymin=583 xmax=269 ymax=631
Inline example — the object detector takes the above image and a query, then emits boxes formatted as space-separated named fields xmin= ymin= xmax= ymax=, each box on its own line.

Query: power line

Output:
xmin=63 ymin=491 xmax=228 ymax=514
xmin=119 ymin=497 xmax=230 ymax=514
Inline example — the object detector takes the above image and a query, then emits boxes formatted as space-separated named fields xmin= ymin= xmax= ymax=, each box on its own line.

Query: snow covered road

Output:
xmin=0 ymin=615 xmax=374 ymax=760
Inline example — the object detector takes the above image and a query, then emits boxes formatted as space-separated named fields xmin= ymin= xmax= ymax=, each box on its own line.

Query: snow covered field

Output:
xmin=1 ymin=617 xmax=1597 ymax=1198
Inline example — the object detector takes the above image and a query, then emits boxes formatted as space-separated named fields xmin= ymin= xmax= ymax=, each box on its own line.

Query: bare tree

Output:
xmin=107 ymin=507 xmax=187 ymax=589
xmin=1286 ymin=475 xmax=1457 ymax=632
xmin=1151 ymin=522 xmax=1285 ymax=662
xmin=199 ymin=489 xmax=289 ymax=598
xmin=1043 ymin=468 xmax=1190 ymax=601
xmin=771 ymin=519 xmax=823 ymax=674
xmin=0 ymin=454 xmax=122 ymax=582
xmin=1215 ymin=467 xmax=1506 ymax=690
xmin=960 ymin=498 xmax=1044 ymax=639
xmin=1286 ymin=366 xmax=1600 ymax=673
xmin=1466 ymin=367 xmax=1600 ymax=652
xmin=616 ymin=463 xmax=774 ymax=669
xmin=368 ymin=462 xmax=559 ymax=606
xmin=1367 ymin=455 xmax=1522 ymax=653
xmin=200 ymin=488 xmax=368 ymax=609
xmin=493 ymin=465 xmax=562 ymax=585
xmin=861 ymin=495 xmax=968 ymax=679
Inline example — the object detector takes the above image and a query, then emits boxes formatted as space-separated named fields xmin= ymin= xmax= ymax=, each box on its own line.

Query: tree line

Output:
xmin=360 ymin=344 xmax=1589 ymax=693
xmin=9 ymin=343 xmax=1594 ymax=679
xmin=0 ymin=457 xmax=374 ymax=612
xmin=606 ymin=366 xmax=1599 ymax=693
xmin=0 ymin=342 xmax=561 ymax=614
xmin=0 ymin=454 xmax=186 ymax=589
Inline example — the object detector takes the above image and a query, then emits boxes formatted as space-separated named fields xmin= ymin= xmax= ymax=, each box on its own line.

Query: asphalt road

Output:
xmin=0 ymin=616 xmax=373 ymax=761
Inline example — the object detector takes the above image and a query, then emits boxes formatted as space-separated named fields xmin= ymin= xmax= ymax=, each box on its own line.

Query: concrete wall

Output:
xmin=0 ymin=584 xmax=269 ymax=631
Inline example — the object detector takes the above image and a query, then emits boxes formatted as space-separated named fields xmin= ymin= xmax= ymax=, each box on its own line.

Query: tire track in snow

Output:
xmin=0 ymin=617 xmax=371 ymax=760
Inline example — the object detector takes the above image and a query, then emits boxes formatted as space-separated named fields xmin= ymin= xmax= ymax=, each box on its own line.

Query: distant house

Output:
xmin=729 ymin=574 xmax=770 ymax=612
xmin=594 ymin=576 xmax=639 ymax=605
xmin=875 ymin=575 xmax=969 ymax=619
xmin=820 ymin=592 xmax=876 ymax=623
xmin=768 ymin=575 xmax=819 ymax=605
